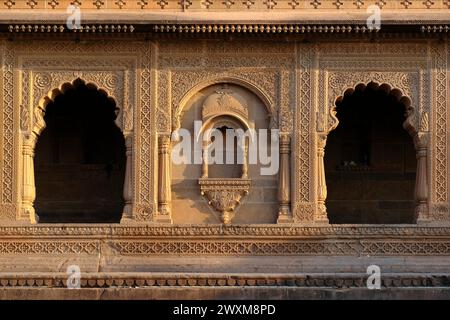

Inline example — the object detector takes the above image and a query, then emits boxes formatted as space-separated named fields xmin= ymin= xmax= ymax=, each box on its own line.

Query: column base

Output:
xmin=120 ymin=217 xmax=140 ymax=224
xmin=20 ymin=205 xmax=38 ymax=224
xmin=154 ymin=216 xmax=173 ymax=224
xmin=415 ymin=203 xmax=429 ymax=224
xmin=312 ymin=219 xmax=330 ymax=225
xmin=277 ymin=214 xmax=294 ymax=224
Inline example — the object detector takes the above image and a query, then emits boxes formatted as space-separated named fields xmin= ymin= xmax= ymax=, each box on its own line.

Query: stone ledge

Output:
xmin=1 ymin=224 xmax=450 ymax=237
xmin=0 ymin=11 xmax=449 ymax=25
xmin=2 ymin=286 xmax=450 ymax=300
xmin=0 ymin=272 xmax=449 ymax=288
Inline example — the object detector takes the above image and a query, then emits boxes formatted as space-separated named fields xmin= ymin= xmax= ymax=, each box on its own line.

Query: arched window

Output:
xmin=325 ymin=82 xmax=417 ymax=224
xmin=200 ymin=115 xmax=250 ymax=180
xmin=34 ymin=79 xmax=126 ymax=223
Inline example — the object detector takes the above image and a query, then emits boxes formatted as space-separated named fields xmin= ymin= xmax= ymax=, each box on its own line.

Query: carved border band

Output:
xmin=1 ymin=41 xmax=16 ymax=219
xmin=1 ymin=236 xmax=450 ymax=256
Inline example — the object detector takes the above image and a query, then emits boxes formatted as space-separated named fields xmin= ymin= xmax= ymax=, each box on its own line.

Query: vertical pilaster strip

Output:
xmin=430 ymin=42 xmax=448 ymax=220
xmin=294 ymin=44 xmax=315 ymax=222
xmin=134 ymin=41 xmax=154 ymax=221
xmin=0 ymin=41 xmax=15 ymax=220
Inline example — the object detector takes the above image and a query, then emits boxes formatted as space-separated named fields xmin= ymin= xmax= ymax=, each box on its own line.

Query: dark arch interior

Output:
xmin=34 ymin=80 xmax=126 ymax=223
xmin=324 ymin=82 xmax=417 ymax=224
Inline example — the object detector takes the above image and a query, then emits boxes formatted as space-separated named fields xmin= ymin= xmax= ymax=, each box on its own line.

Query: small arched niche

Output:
xmin=33 ymin=78 xmax=126 ymax=223
xmin=199 ymin=90 xmax=252 ymax=180
xmin=324 ymin=82 xmax=417 ymax=224
xmin=171 ymin=83 xmax=277 ymax=225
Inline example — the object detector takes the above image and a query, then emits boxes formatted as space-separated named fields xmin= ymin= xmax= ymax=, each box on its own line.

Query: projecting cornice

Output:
xmin=0 ymin=11 xmax=449 ymax=25
xmin=0 ymin=0 xmax=450 ymax=11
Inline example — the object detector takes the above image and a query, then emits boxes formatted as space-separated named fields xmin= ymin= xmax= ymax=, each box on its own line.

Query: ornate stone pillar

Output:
xmin=156 ymin=134 xmax=173 ymax=223
xmin=415 ymin=132 xmax=429 ymax=223
xmin=277 ymin=133 xmax=293 ymax=223
xmin=315 ymin=134 xmax=330 ymax=223
xmin=121 ymin=134 xmax=133 ymax=221
xmin=20 ymin=133 xmax=38 ymax=224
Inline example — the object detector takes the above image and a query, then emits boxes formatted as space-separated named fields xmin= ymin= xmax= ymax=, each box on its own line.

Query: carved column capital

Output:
xmin=414 ymin=131 xmax=429 ymax=153
xmin=279 ymin=133 xmax=291 ymax=153
xmin=21 ymin=132 xmax=38 ymax=156
xmin=158 ymin=133 xmax=171 ymax=154
xmin=317 ymin=134 xmax=327 ymax=152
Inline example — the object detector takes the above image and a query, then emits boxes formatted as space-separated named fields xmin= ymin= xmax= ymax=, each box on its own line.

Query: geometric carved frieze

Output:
xmin=114 ymin=240 xmax=450 ymax=256
xmin=4 ymin=225 xmax=450 ymax=237
xmin=1 ymin=236 xmax=450 ymax=256
xmin=0 ymin=241 xmax=99 ymax=255
xmin=1 ymin=225 xmax=450 ymax=256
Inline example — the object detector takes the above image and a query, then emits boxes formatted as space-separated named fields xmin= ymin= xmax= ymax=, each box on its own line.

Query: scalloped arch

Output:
xmin=33 ymin=78 xmax=120 ymax=138
xmin=328 ymin=81 xmax=418 ymax=139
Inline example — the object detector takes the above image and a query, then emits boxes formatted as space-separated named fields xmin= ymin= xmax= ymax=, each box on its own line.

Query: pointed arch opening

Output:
xmin=33 ymin=78 xmax=126 ymax=223
xmin=324 ymin=82 xmax=417 ymax=224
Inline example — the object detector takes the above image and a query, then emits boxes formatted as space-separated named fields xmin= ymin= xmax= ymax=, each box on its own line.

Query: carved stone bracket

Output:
xmin=199 ymin=178 xmax=251 ymax=225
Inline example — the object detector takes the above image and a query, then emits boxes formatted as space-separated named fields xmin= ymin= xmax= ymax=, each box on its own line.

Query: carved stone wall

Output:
xmin=430 ymin=42 xmax=449 ymax=220
xmin=0 ymin=40 xmax=156 ymax=222
xmin=157 ymin=41 xmax=295 ymax=135
xmin=293 ymin=42 xmax=447 ymax=223
xmin=0 ymin=38 xmax=449 ymax=225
